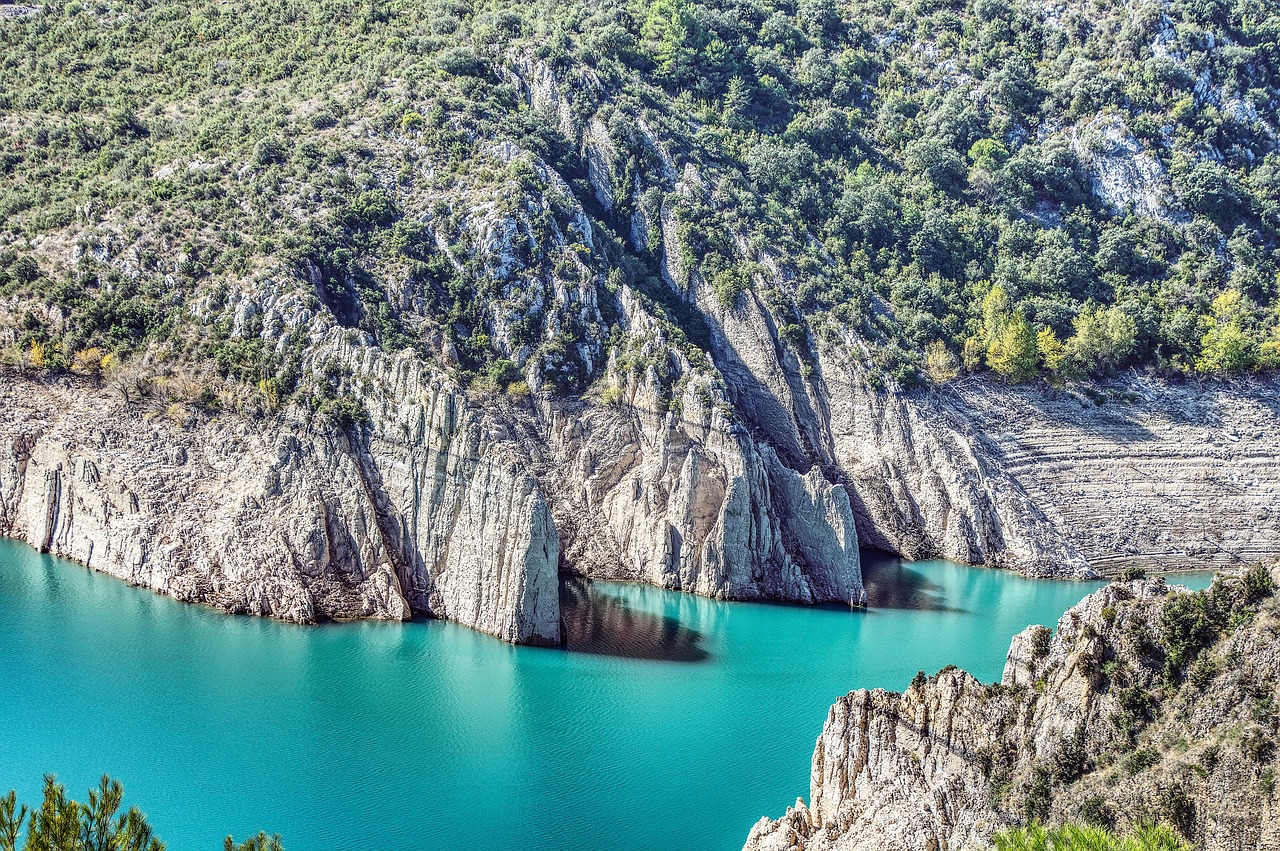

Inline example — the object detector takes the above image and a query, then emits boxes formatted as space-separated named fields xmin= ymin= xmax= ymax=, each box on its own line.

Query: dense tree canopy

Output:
xmin=1 ymin=0 xmax=1278 ymax=391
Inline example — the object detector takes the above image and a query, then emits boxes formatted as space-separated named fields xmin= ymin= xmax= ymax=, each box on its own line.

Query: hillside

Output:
xmin=2 ymin=0 xmax=1280 ymax=641
xmin=2 ymin=0 xmax=1279 ymax=388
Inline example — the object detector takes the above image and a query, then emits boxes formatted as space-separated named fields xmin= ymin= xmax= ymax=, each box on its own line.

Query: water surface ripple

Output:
xmin=0 ymin=541 xmax=1213 ymax=851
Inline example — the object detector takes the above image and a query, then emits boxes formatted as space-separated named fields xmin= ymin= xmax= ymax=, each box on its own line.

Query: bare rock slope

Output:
xmin=0 ymin=362 xmax=561 ymax=644
xmin=822 ymin=358 xmax=1280 ymax=579
xmin=744 ymin=566 xmax=1280 ymax=851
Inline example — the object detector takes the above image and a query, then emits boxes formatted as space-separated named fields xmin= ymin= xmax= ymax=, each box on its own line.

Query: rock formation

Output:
xmin=744 ymin=566 xmax=1280 ymax=851
xmin=4 ymin=50 xmax=1280 ymax=645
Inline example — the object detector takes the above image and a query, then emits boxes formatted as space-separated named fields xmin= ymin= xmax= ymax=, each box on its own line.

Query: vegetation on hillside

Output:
xmin=1 ymin=0 xmax=1278 ymax=397
xmin=978 ymin=564 xmax=1279 ymax=844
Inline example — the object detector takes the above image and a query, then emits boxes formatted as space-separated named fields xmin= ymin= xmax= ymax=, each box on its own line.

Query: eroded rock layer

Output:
xmin=744 ymin=567 xmax=1280 ymax=851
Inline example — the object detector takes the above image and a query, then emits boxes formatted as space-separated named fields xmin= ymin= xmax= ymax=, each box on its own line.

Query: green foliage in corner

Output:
xmin=994 ymin=822 xmax=1190 ymax=851
xmin=0 ymin=775 xmax=163 ymax=851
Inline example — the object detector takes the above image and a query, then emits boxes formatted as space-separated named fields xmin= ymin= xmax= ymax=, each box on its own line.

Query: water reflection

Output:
xmin=559 ymin=577 xmax=711 ymax=662
xmin=859 ymin=550 xmax=965 ymax=612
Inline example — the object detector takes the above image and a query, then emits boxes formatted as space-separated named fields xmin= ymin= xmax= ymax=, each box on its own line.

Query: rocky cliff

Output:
xmin=743 ymin=566 xmax=1280 ymax=851
xmin=5 ymin=38 xmax=1280 ymax=645
xmin=824 ymin=365 xmax=1280 ymax=577
xmin=0 ymin=282 xmax=868 ymax=640
xmin=0 ymin=350 xmax=563 ymax=644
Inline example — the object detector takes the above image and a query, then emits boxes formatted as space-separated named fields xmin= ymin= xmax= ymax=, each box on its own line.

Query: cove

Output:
xmin=0 ymin=540 xmax=1213 ymax=851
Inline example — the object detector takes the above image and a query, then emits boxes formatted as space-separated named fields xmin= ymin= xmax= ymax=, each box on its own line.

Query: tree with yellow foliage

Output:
xmin=988 ymin=315 xmax=1039 ymax=382
xmin=1196 ymin=289 xmax=1259 ymax=375
xmin=979 ymin=284 xmax=1040 ymax=382
xmin=1066 ymin=306 xmax=1137 ymax=374
xmin=1036 ymin=328 xmax=1066 ymax=373
xmin=72 ymin=347 xmax=107 ymax=377
xmin=924 ymin=339 xmax=960 ymax=383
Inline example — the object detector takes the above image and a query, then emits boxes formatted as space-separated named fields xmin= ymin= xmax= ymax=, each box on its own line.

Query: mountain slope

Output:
xmin=2 ymin=0 xmax=1280 ymax=640
xmin=744 ymin=566 xmax=1280 ymax=851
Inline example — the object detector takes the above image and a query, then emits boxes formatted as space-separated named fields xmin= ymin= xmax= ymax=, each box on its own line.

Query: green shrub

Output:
xmin=994 ymin=822 xmax=1190 ymax=851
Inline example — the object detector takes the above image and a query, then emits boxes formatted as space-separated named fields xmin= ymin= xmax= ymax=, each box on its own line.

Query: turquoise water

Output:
xmin=0 ymin=539 xmax=1213 ymax=851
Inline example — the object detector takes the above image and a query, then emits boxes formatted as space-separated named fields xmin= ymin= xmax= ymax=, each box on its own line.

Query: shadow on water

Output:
xmin=558 ymin=577 xmax=711 ymax=662
xmin=859 ymin=549 xmax=966 ymax=613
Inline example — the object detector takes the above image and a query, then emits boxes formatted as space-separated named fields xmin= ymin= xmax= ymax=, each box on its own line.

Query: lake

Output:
xmin=0 ymin=539 xmax=1212 ymax=850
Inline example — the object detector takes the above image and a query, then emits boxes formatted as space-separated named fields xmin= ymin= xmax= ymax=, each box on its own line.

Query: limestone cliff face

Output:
xmin=0 ymin=348 xmax=562 ymax=645
xmin=6 ymin=52 xmax=1280 ymax=645
xmin=822 ymin=356 xmax=1090 ymax=578
xmin=0 ymin=287 xmax=866 ymax=640
xmin=546 ymin=388 xmax=861 ymax=605
xmin=743 ymin=567 xmax=1280 ymax=851
xmin=818 ymin=340 xmax=1280 ymax=578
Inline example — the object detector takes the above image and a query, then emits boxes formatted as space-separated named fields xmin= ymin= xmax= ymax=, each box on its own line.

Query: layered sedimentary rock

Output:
xmin=0 ymin=343 xmax=562 ymax=645
xmin=819 ymin=341 xmax=1280 ymax=578
xmin=547 ymin=390 xmax=862 ymax=604
xmin=744 ymin=567 xmax=1280 ymax=851
xmin=950 ymin=378 xmax=1280 ymax=573
xmin=5 ymin=51 xmax=1280 ymax=642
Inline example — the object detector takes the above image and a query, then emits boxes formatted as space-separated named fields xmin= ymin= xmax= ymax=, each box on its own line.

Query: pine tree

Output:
xmin=225 ymin=832 xmax=285 ymax=851
xmin=1 ymin=776 xmax=166 ymax=851
xmin=723 ymin=77 xmax=750 ymax=128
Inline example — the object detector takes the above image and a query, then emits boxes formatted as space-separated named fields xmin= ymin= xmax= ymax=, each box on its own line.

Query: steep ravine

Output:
xmin=743 ymin=567 xmax=1280 ymax=851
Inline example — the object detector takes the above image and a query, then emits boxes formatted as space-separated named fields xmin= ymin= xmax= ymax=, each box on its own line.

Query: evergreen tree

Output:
xmin=0 ymin=777 xmax=277 ymax=851
xmin=225 ymin=833 xmax=284 ymax=851
xmin=641 ymin=0 xmax=703 ymax=84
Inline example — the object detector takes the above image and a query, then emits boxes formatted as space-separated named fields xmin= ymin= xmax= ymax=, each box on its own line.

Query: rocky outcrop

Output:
xmin=0 ymin=289 xmax=868 ymax=640
xmin=547 ymin=393 xmax=862 ymax=605
xmin=1070 ymin=114 xmax=1179 ymax=222
xmin=0 ymin=360 xmax=562 ymax=645
xmin=824 ymin=360 xmax=1090 ymax=577
xmin=820 ymin=352 xmax=1280 ymax=578
xmin=744 ymin=566 xmax=1280 ymax=851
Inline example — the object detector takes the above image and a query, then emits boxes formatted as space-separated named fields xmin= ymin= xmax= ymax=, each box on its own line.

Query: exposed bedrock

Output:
xmin=0 ymin=341 xmax=562 ymax=645
xmin=0 ymin=319 xmax=864 ymax=642
xmin=545 ymin=393 xmax=862 ymax=605
xmin=817 ymin=348 xmax=1280 ymax=578
xmin=743 ymin=567 xmax=1280 ymax=851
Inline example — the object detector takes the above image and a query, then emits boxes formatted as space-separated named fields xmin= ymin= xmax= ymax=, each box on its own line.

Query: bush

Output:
xmin=486 ymin=358 xmax=521 ymax=389
xmin=1160 ymin=592 xmax=1220 ymax=681
xmin=1119 ymin=566 xmax=1147 ymax=583
xmin=1242 ymin=564 xmax=1275 ymax=602
xmin=1029 ymin=625 xmax=1052 ymax=659
xmin=994 ymin=823 xmax=1190 ymax=851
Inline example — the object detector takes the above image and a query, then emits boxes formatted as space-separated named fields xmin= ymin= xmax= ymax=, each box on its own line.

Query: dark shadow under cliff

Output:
xmin=558 ymin=577 xmax=711 ymax=662
xmin=859 ymin=548 xmax=965 ymax=612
